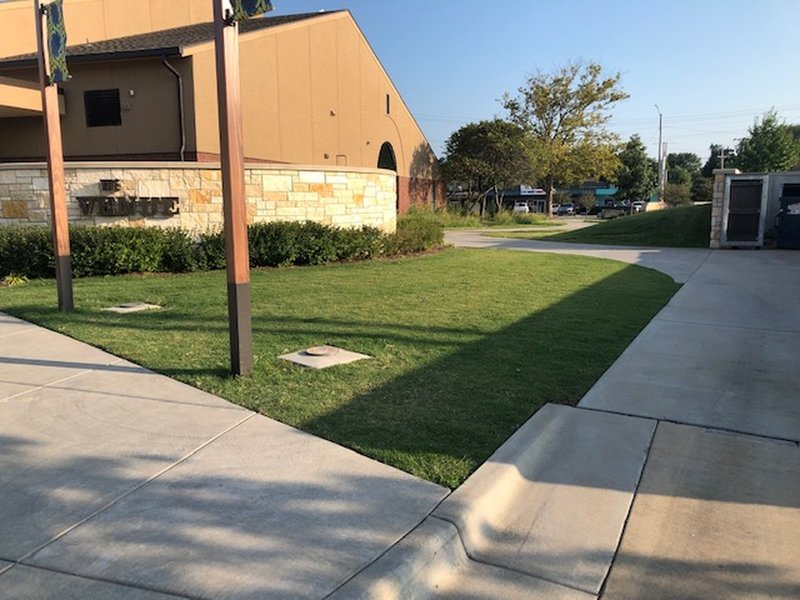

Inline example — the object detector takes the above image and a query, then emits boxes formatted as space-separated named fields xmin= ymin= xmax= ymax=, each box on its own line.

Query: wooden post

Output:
xmin=213 ymin=0 xmax=253 ymax=376
xmin=34 ymin=0 xmax=73 ymax=311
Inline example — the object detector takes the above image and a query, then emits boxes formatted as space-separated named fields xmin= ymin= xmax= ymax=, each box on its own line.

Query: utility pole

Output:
xmin=655 ymin=105 xmax=664 ymax=202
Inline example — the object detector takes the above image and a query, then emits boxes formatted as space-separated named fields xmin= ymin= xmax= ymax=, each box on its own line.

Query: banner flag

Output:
xmin=46 ymin=0 xmax=70 ymax=84
xmin=231 ymin=0 xmax=274 ymax=22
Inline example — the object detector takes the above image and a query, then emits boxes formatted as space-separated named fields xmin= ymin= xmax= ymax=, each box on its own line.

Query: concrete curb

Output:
xmin=329 ymin=517 xmax=466 ymax=600
xmin=336 ymin=404 xmax=655 ymax=598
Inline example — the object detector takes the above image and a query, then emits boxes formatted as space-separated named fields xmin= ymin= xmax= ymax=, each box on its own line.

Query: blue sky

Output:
xmin=271 ymin=0 xmax=800 ymax=162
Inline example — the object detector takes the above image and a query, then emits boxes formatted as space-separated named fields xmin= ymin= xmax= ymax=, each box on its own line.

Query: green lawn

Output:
xmin=0 ymin=249 xmax=679 ymax=488
xmin=486 ymin=204 xmax=712 ymax=248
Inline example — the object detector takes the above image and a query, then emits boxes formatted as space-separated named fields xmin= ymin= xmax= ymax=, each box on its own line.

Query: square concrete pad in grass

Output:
xmin=580 ymin=319 xmax=800 ymax=441
xmin=603 ymin=423 xmax=800 ymax=600
xmin=0 ymin=564 xmax=179 ymax=599
xmin=0 ymin=368 xmax=250 ymax=560
xmin=27 ymin=414 xmax=447 ymax=600
xmin=434 ymin=404 xmax=656 ymax=594
xmin=279 ymin=345 xmax=371 ymax=369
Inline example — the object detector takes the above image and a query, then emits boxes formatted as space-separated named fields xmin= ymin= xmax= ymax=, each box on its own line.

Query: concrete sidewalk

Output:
xmin=444 ymin=228 xmax=712 ymax=283
xmin=0 ymin=313 xmax=447 ymax=599
xmin=388 ymin=241 xmax=797 ymax=599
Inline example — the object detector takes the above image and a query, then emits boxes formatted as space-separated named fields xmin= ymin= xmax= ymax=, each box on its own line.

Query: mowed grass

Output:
xmin=488 ymin=204 xmax=712 ymax=248
xmin=0 ymin=249 xmax=679 ymax=488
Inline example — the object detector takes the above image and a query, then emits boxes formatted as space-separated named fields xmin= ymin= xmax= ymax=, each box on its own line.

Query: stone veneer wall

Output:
xmin=0 ymin=163 xmax=398 ymax=233
xmin=709 ymin=168 xmax=740 ymax=249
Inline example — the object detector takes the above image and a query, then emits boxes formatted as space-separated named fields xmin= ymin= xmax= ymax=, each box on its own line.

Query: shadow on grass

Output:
xmin=2 ymin=263 xmax=679 ymax=487
xmin=299 ymin=266 xmax=678 ymax=486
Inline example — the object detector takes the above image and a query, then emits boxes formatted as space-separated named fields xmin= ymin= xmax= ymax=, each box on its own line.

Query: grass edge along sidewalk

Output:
xmin=485 ymin=204 xmax=712 ymax=248
xmin=0 ymin=249 xmax=679 ymax=489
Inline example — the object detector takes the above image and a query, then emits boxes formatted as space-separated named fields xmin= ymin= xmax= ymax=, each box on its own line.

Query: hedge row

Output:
xmin=0 ymin=216 xmax=443 ymax=279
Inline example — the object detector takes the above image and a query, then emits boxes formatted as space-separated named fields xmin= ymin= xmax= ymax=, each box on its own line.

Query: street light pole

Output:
xmin=655 ymin=104 xmax=664 ymax=202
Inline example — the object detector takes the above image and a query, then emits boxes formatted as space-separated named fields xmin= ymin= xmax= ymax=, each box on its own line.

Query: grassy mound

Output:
xmin=491 ymin=204 xmax=711 ymax=248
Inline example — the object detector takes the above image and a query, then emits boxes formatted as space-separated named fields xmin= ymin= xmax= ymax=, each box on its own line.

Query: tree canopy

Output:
xmin=616 ymin=135 xmax=656 ymax=201
xmin=737 ymin=110 xmax=800 ymax=172
xmin=502 ymin=61 xmax=627 ymax=210
xmin=441 ymin=119 xmax=533 ymax=214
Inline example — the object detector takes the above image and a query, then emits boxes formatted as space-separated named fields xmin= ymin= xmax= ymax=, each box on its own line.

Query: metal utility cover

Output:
xmin=279 ymin=346 xmax=371 ymax=369
xmin=104 ymin=302 xmax=161 ymax=314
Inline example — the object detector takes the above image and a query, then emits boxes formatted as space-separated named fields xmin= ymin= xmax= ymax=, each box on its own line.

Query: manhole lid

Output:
xmin=304 ymin=345 xmax=339 ymax=357
xmin=103 ymin=302 xmax=161 ymax=314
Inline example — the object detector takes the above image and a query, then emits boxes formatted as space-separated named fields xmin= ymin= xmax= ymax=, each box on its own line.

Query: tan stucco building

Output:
xmin=0 ymin=0 xmax=440 ymax=211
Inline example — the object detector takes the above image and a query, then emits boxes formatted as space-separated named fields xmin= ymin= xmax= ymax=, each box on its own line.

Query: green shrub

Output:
xmin=406 ymin=206 xmax=483 ymax=228
xmin=389 ymin=213 xmax=444 ymax=254
xmin=196 ymin=230 xmax=226 ymax=271
xmin=0 ymin=225 xmax=54 ymax=278
xmin=0 ymin=218 xmax=442 ymax=280
xmin=159 ymin=228 xmax=199 ymax=273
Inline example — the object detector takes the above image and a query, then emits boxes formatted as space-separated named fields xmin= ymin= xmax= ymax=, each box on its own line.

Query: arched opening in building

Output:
xmin=377 ymin=142 xmax=399 ymax=211
xmin=377 ymin=142 xmax=397 ymax=171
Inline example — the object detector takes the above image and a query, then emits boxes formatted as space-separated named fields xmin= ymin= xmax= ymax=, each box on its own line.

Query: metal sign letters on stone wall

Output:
xmin=76 ymin=196 xmax=180 ymax=218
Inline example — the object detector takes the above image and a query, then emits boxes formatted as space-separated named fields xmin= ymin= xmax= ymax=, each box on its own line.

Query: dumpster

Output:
xmin=775 ymin=196 xmax=800 ymax=249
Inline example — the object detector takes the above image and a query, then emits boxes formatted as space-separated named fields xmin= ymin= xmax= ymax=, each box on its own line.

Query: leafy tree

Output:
xmin=664 ymin=182 xmax=692 ymax=206
xmin=441 ymin=119 xmax=534 ymax=215
xmin=691 ymin=177 xmax=713 ymax=202
xmin=737 ymin=110 xmax=800 ymax=172
xmin=667 ymin=152 xmax=702 ymax=174
xmin=502 ymin=60 xmax=628 ymax=213
xmin=616 ymin=135 xmax=656 ymax=201
xmin=702 ymin=144 xmax=738 ymax=178
xmin=667 ymin=152 xmax=701 ymax=184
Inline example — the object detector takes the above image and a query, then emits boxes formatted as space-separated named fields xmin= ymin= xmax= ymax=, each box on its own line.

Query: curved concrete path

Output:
xmin=445 ymin=228 xmax=712 ymax=283
xmin=336 ymin=244 xmax=799 ymax=599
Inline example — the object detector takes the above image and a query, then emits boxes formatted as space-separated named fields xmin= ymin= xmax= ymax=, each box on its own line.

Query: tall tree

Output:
xmin=667 ymin=153 xmax=702 ymax=178
xmin=737 ymin=110 xmax=800 ymax=172
xmin=616 ymin=135 xmax=656 ymax=201
xmin=441 ymin=119 xmax=534 ymax=215
xmin=502 ymin=61 xmax=628 ymax=213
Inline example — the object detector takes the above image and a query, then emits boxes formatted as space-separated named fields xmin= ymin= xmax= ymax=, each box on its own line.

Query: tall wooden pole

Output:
xmin=213 ymin=0 xmax=253 ymax=376
xmin=34 ymin=0 xmax=73 ymax=311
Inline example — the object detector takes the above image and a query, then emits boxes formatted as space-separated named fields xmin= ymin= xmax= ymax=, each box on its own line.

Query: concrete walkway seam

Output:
xmin=578 ymin=405 xmax=800 ymax=447
xmin=596 ymin=420 xmax=659 ymax=598
xmin=0 ymin=325 xmax=35 ymax=339
xmin=14 ymin=412 xmax=257 ymax=569
xmin=1 ymin=563 xmax=199 ymax=600
xmin=0 ymin=356 xmax=128 ymax=404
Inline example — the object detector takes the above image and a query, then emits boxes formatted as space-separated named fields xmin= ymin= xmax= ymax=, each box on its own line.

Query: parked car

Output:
xmin=557 ymin=203 xmax=575 ymax=216
xmin=551 ymin=203 xmax=561 ymax=216
xmin=632 ymin=201 xmax=645 ymax=213
xmin=512 ymin=201 xmax=530 ymax=213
